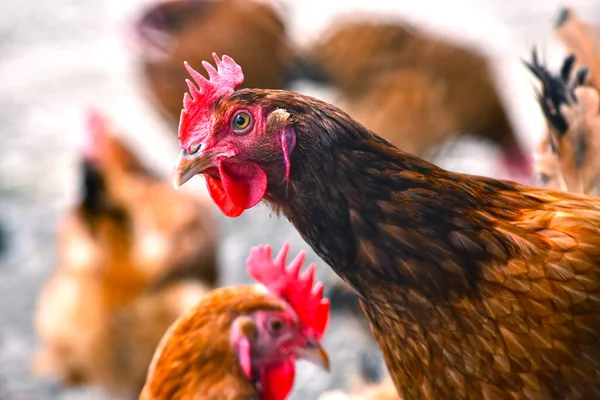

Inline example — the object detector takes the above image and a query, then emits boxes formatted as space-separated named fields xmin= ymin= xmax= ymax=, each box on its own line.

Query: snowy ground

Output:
xmin=0 ymin=0 xmax=598 ymax=399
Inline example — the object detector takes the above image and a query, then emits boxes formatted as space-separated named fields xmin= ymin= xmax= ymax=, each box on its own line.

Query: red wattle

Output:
xmin=206 ymin=176 xmax=245 ymax=218
xmin=204 ymin=160 xmax=267 ymax=218
xmin=261 ymin=360 xmax=295 ymax=400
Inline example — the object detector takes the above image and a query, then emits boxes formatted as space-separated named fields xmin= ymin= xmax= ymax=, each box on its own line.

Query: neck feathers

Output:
xmin=262 ymin=94 xmax=530 ymax=298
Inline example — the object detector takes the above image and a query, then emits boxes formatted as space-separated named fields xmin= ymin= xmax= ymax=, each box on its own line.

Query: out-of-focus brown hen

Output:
xmin=79 ymin=110 xmax=218 ymax=285
xmin=33 ymin=111 xmax=218 ymax=396
xmin=140 ymin=243 xmax=330 ymax=400
xmin=174 ymin=55 xmax=600 ymax=399
xmin=135 ymin=0 xmax=295 ymax=128
xmin=304 ymin=21 xmax=530 ymax=180
xmin=528 ymin=52 xmax=600 ymax=195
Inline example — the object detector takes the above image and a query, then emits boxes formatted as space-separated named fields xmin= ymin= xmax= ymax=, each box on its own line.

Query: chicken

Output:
xmin=33 ymin=110 xmax=217 ymax=396
xmin=140 ymin=243 xmax=330 ymax=400
xmin=555 ymin=7 xmax=600 ymax=93
xmin=79 ymin=110 xmax=218 ymax=285
xmin=173 ymin=54 xmax=600 ymax=398
xmin=303 ymin=21 xmax=530 ymax=180
xmin=527 ymin=52 xmax=600 ymax=195
xmin=135 ymin=0 xmax=294 ymax=128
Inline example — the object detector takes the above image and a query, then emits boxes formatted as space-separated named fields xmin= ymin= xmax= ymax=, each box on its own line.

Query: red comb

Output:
xmin=178 ymin=53 xmax=244 ymax=149
xmin=83 ymin=108 xmax=109 ymax=159
xmin=246 ymin=243 xmax=330 ymax=338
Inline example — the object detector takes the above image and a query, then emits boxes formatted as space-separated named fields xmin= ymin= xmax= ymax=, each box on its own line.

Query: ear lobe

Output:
xmin=231 ymin=316 xmax=258 ymax=380
xmin=280 ymin=127 xmax=296 ymax=182
xmin=266 ymin=109 xmax=295 ymax=182
xmin=237 ymin=336 xmax=253 ymax=380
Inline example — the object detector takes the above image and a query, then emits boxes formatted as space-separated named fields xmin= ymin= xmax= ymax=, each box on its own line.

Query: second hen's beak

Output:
xmin=172 ymin=149 xmax=217 ymax=189
xmin=295 ymin=342 xmax=330 ymax=372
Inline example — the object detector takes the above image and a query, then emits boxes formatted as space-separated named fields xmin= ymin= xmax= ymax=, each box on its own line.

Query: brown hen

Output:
xmin=140 ymin=243 xmax=330 ymax=400
xmin=173 ymin=55 xmax=600 ymax=399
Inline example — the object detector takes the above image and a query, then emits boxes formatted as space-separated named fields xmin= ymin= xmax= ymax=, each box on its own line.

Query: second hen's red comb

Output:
xmin=178 ymin=54 xmax=244 ymax=149
xmin=247 ymin=243 xmax=330 ymax=338
xmin=83 ymin=108 xmax=110 ymax=160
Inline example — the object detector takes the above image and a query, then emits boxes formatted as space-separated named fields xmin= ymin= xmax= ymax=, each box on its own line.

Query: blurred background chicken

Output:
xmin=135 ymin=0 xmax=309 ymax=129
xmin=302 ymin=21 xmax=532 ymax=183
xmin=32 ymin=111 xmax=217 ymax=397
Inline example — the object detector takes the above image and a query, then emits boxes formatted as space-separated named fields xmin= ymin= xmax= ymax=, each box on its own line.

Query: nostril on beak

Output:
xmin=189 ymin=143 xmax=202 ymax=155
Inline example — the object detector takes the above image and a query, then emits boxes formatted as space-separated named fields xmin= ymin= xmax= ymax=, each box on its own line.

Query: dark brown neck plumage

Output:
xmin=262 ymin=94 xmax=529 ymax=301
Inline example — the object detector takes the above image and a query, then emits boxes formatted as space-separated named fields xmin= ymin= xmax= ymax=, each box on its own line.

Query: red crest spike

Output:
xmin=178 ymin=54 xmax=245 ymax=150
xmin=246 ymin=243 xmax=330 ymax=338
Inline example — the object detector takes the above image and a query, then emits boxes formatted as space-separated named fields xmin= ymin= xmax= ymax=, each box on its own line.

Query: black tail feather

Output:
xmin=524 ymin=49 xmax=588 ymax=137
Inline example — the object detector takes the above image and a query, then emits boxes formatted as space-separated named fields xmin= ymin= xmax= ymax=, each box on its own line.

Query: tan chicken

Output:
xmin=32 ymin=110 xmax=218 ymax=396
xmin=528 ymin=51 xmax=600 ymax=195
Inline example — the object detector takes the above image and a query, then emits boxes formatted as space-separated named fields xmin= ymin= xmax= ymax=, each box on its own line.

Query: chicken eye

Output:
xmin=268 ymin=319 xmax=284 ymax=333
xmin=231 ymin=111 xmax=252 ymax=132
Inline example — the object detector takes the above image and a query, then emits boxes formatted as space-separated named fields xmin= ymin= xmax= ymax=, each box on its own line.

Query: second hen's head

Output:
xmin=143 ymin=243 xmax=330 ymax=400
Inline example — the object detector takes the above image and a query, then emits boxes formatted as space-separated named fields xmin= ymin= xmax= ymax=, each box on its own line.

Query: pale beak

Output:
xmin=172 ymin=149 xmax=217 ymax=189
xmin=295 ymin=343 xmax=330 ymax=372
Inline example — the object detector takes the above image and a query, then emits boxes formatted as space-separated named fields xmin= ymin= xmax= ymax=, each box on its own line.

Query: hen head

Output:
xmin=233 ymin=242 xmax=330 ymax=400
xmin=83 ymin=109 xmax=149 ymax=177
xmin=143 ymin=243 xmax=329 ymax=400
xmin=172 ymin=54 xmax=302 ymax=217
